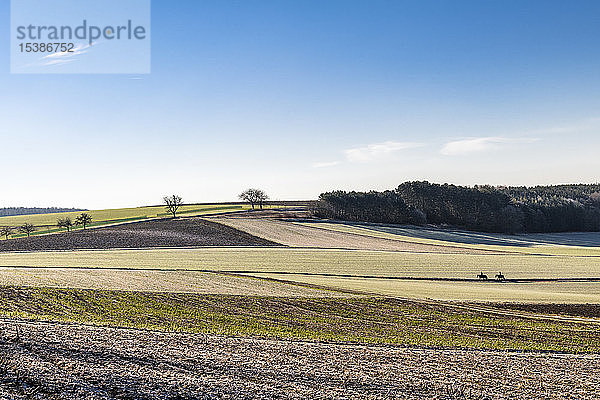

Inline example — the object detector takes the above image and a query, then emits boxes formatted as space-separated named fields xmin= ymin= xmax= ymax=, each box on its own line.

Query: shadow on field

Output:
xmin=333 ymin=221 xmax=600 ymax=247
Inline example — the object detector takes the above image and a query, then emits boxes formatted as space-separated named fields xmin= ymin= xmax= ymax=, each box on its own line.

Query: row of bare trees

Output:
xmin=0 ymin=213 xmax=93 ymax=240
xmin=57 ymin=213 xmax=93 ymax=232
xmin=0 ymin=224 xmax=35 ymax=239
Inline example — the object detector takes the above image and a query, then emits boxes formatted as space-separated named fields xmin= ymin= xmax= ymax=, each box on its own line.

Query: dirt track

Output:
xmin=1 ymin=320 xmax=599 ymax=400
xmin=0 ymin=218 xmax=279 ymax=252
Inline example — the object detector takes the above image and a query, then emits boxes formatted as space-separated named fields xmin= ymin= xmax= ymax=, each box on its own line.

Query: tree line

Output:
xmin=0 ymin=207 xmax=85 ymax=217
xmin=313 ymin=181 xmax=600 ymax=233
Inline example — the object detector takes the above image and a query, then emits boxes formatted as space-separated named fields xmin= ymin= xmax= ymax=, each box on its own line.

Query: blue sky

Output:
xmin=1 ymin=0 xmax=600 ymax=208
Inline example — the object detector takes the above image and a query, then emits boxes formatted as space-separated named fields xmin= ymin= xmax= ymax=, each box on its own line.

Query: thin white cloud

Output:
xmin=344 ymin=141 xmax=424 ymax=163
xmin=312 ymin=161 xmax=340 ymax=168
xmin=42 ymin=43 xmax=91 ymax=59
xmin=524 ymin=117 xmax=600 ymax=136
xmin=42 ymin=58 xmax=76 ymax=66
xmin=36 ymin=42 xmax=95 ymax=66
xmin=440 ymin=137 xmax=539 ymax=156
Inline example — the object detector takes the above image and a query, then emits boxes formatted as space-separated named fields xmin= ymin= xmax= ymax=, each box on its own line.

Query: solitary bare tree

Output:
xmin=239 ymin=189 xmax=269 ymax=210
xmin=0 ymin=227 xmax=13 ymax=240
xmin=19 ymin=223 xmax=35 ymax=237
xmin=75 ymin=213 xmax=93 ymax=229
xmin=163 ymin=194 xmax=183 ymax=217
xmin=57 ymin=217 xmax=74 ymax=232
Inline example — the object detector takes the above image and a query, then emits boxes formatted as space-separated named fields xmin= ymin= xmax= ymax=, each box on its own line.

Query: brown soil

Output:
xmin=1 ymin=320 xmax=598 ymax=399
xmin=0 ymin=218 xmax=280 ymax=252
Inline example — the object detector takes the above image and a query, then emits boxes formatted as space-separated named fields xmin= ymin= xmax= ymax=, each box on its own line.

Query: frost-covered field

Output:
xmin=2 ymin=320 xmax=599 ymax=400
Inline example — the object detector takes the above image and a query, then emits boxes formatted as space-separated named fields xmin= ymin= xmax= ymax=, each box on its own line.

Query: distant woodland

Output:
xmin=314 ymin=182 xmax=600 ymax=233
xmin=0 ymin=207 xmax=85 ymax=217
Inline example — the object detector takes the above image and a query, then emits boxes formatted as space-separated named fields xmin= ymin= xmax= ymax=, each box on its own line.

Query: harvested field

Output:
xmin=0 ymin=218 xmax=279 ymax=252
xmin=212 ymin=217 xmax=509 ymax=254
xmin=2 ymin=248 xmax=600 ymax=280
xmin=246 ymin=273 xmax=600 ymax=303
xmin=1 ymin=319 xmax=599 ymax=399
xmin=3 ymin=247 xmax=600 ymax=302
xmin=0 ymin=269 xmax=346 ymax=297
xmin=299 ymin=221 xmax=600 ymax=257
xmin=360 ymin=223 xmax=600 ymax=247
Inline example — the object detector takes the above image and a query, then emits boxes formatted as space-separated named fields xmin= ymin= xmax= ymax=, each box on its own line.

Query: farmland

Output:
xmin=212 ymin=216 xmax=508 ymax=254
xmin=247 ymin=273 xmax=600 ymax=303
xmin=3 ymin=318 xmax=599 ymax=400
xmin=0 ymin=218 xmax=279 ymax=251
xmin=1 ymin=245 xmax=600 ymax=302
xmin=0 ymin=270 xmax=346 ymax=297
xmin=2 ymin=209 xmax=600 ymax=397
xmin=3 ymin=247 xmax=600 ymax=281
xmin=294 ymin=221 xmax=600 ymax=256
xmin=0 ymin=203 xmax=278 ymax=238
xmin=1 ymin=287 xmax=600 ymax=352
xmin=213 ymin=216 xmax=600 ymax=256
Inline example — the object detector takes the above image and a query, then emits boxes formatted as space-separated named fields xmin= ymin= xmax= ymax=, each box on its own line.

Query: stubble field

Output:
xmin=3 ymin=319 xmax=599 ymax=400
xmin=1 ymin=245 xmax=600 ymax=302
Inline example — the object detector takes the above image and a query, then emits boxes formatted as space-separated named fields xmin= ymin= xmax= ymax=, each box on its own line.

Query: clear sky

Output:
xmin=1 ymin=0 xmax=600 ymax=208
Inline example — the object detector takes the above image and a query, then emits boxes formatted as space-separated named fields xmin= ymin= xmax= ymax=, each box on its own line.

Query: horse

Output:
xmin=477 ymin=272 xmax=488 ymax=280
xmin=495 ymin=272 xmax=506 ymax=281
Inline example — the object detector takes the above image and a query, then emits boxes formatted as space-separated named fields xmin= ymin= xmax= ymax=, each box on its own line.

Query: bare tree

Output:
xmin=19 ymin=223 xmax=35 ymax=237
xmin=0 ymin=227 xmax=13 ymax=240
xmin=57 ymin=217 xmax=74 ymax=232
xmin=239 ymin=189 xmax=269 ymax=210
xmin=257 ymin=191 xmax=269 ymax=209
xmin=75 ymin=213 xmax=93 ymax=229
xmin=163 ymin=194 xmax=183 ymax=218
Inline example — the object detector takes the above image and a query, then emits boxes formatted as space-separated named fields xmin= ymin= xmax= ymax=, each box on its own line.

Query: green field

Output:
xmin=2 ymin=287 xmax=599 ymax=353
